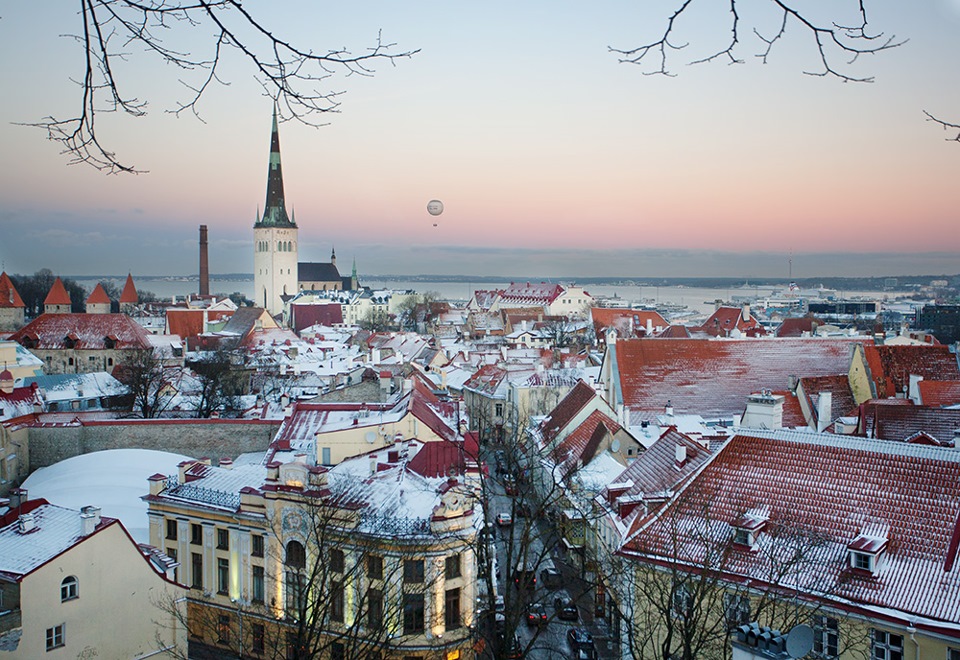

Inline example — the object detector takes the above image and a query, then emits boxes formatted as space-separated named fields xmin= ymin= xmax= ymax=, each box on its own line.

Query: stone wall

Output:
xmin=27 ymin=419 xmax=282 ymax=470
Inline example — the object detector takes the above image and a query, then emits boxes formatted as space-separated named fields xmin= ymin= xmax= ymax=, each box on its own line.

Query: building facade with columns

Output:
xmin=145 ymin=444 xmax=479 ymax=660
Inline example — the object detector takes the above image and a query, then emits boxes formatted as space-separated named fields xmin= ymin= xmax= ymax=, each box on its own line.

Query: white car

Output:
xmin=496 ymin=512 xmax=513 ymax=526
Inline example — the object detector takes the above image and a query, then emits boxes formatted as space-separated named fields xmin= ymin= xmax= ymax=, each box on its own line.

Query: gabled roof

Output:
xmin=0 ymin=501 xmax=115 ymax=580
xmin=44 ymin=277 xmax=72 ymax=306
xmin=220 ymin=307 xmax=275 ymax=340
xmin=775 ymin=315 xmax=825 ymax=338
xmin=591 ymin=308 xmax=669 ymax=338
xmin=86 ymin=282 xmax=112 ymax=304
xmin=0 ymin=272 xmax=25 ymax=309
xmin=119 ymin=274 xmax=139 ymax=304
xmin=862 ymin=344 xmax=960 ymax=399
xmin=552 ymin=409 xmax=621 ymax=475
xmin=9 ymin=313 xmax=152 ymax=350
xmin=299 ymin=262 xmax=342 ymax=283
xmin=462 ymin=364 xmax=509 ymax=397
xmin=798 ymin=374 xmax=857 ymax=423
xmin=499 ymin=282 xmax=564 ymax=305
xmin=918 ymin=380 xmax=960 ymax=408
xmin=858 ymin=402 xmax=960 ymax=444
xmin=407 ymin=434 xmax=480 ymax=478
xmin=620 ymin=430 xmax=960 ymax=628
xmin=698 ymin=306 xmax=765 ymax=337
xmin=613 ymin=338 xmax=860 ymax=417
xmin=540 ymin=379 xmax=597 ymax=443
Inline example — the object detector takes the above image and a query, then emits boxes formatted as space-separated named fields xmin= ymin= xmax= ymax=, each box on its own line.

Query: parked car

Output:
xmin=513 ymin=562 xmax=537 ymax=590
xmin=503 ymin=477 xmax=518 ymax=495
xmin=496 ymin=512 xmax=513 ymax=526
xmin=507 ymin=633 xmax=524 ymax=659
xmin=540 ymin=562 xmax=562 ymax=589
xmin=526 ymin=602 xmax=548 ymax=627
xmin=567 ymin=628 xmax=595 ymax=654
xmin=554 ymin=595 xmax=579 ymax=621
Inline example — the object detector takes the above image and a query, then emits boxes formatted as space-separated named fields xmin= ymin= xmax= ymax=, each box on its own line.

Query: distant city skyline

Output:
xmin=1 ymin=2 xmax=958 ymax=279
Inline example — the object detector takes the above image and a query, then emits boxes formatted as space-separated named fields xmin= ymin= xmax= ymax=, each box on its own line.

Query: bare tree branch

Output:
xmin=610 ymin=1 xmax=903 ymax=84
xmin=22 ymin=0 xmax=418 ymax=174
xmin=924 ymin=110 xmax=960 ymax=142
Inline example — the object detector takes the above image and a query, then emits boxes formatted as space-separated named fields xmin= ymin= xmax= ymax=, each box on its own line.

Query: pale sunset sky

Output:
xmin=0 ymin=1 xmax=958 ymax=279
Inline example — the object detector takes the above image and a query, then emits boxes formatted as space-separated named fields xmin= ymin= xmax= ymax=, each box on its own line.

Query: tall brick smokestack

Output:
xmin=199 ymin=225 xmax=210 ymax=296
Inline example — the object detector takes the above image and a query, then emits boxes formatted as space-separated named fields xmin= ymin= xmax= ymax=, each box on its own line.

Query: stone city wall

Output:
xmin=27 ymin=419 xmax=283 ymax=470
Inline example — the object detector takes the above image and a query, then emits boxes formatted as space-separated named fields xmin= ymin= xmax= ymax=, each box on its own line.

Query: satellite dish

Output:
xmin=785 ymin=624 xmax=814 ymax=658
xmin=427 ymin=199 xmax=444 ymax=216
xmin=610 ymin=438 xmax=621 ymax=453
xmin=365 ymin=431 xmax=376 ymax=444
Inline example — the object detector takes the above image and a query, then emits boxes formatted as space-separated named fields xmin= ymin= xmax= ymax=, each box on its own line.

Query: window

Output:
xmin=191 ymin=552 xmax=203 ymax=589
xmin=217 ymin=558 xmax=229 ymax=594
xmin=331 ymin=642 xmax=345 ymax=660
xmin=813 ymin=615 xmax=839 ymax=658
xmin=217 ymin=528 xmax=229 ymax=550
xmin=851 ymin=550 xmax=875 ymax=572
xmin=495 ymin=403 xmax=504 ymax=417
xmin=285 ymin=541 xmax=305 ymax=569
xmin=367 ymin=555 xmax=383 ymax=580
xmin=949 ymin=649 xmax=960 ymax=660
xmin=330 ymin=548 xmax=345 ymax=573
xmin=733 ymin=528 xmax=752 ymax=546
xmin=166 ymin=519 xmax=178 ymax=540
xmin=252 ymin=566 xmax=265 ymax=603
xmin=252 ymin=534 xmax=264 ymax=558
xmin=191 ymin=523 xmax=202 ymax=545
xmin=218 ymin=614 xmax=230 ymax=644
xmin=445 ymin=587 xmax=461 ymax=630
xmin=331 ymin=581 xmax=344 ymax=622
xmin=403 ymin=593 xmax=425 ymax=634
xmin=367 ymin=588 xmax=383 ymax=628
xmin=252 ymin=624 xmax=265 ymax=654
xmin=671 ymin=583 xmax=691 ymax=619
xmin=167 ymin=547 xmax=178 ymax=582
xmin=445 ymin=553 xmax=462 ymax=579
xmin=872 ymin=630 xmax=903 ymax=660
xmin=285 ymin=571 xmax=305 ymax=614
xmin=723 ymin=593 xmax=750 ymax=629
xmin=45 ymin=624 xmax=65 ymax=651
xmin=404 ymin=559 xmax=425 ymax=584
xmin=60 ymin=576 xmax=79 ymax=602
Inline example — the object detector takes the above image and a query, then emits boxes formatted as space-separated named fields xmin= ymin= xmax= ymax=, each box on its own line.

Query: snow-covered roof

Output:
xmin=22 ymin=449 xmax=192 ymax=543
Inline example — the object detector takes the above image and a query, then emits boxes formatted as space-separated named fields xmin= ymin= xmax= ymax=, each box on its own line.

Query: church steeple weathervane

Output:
xmin=256 ymin=105 xmax=294 ymax=228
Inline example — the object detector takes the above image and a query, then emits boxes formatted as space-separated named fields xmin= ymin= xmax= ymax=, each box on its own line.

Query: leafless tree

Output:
xmin=115 ymin=347 xmax=181 ymax=418
xmin=188 ymin=341 xmax=246 ymax=418
xmin=925 ymin=111 xmax=960 ymax=142
xmin=612 ymin=480 xmax=866 ymax=660
xmin=27 ymin=1 xmax=418 ymax=174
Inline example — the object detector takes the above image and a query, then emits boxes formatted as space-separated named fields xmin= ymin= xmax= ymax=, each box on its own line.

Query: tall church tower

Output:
xmin=253 ymin=108 xmax=298 ymax=316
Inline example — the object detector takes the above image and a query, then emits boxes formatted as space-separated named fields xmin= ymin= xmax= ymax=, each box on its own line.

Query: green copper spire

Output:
xmin=255 ymin=106 xmax=294 ymax=228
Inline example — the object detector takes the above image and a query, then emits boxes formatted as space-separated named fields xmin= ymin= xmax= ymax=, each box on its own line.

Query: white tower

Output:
xmin=253 ymin=108 xmax=298 ymax=316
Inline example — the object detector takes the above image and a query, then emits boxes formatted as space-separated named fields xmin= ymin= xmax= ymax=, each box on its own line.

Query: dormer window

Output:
xmin=732 ymin=511 xmax=768 ymax=549
xmin=847 ymin=529 xmax=888 ymax=575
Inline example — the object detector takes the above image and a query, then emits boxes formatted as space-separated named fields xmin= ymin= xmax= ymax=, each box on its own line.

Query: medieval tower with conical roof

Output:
xmin=253 ymin=108 xmax=298 ymax=316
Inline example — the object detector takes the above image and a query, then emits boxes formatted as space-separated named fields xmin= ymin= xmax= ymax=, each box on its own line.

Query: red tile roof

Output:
xmin=698 ymin=306 xmax=765 ymax=337
xmin=858 ymin=402 xmax=960 ymax=444
xmin=44 ymin=277 xmax=71 ymax=306
xmin=775 ymin=315 xmax=825 ymax=338
xmin=773 ymin=390 xmax=807 ymax=428
xmin=407 ymin=435 xmax=480 ymax=478
xmin=119 ymin=274 xmax=138 ymax=304
xmin=8 ymin=313 xmax=152 ymax=350
xmin=621 ymin=430 xmax=960 ymax=629
xmin=462 ymin=364 xmax=508 ymax=396
xmin=613 ymin=338 xmax=860 ymax=417
xmin=552 ymin=409 xmax=621 ymax=474
xmin=499 ymin=282 xmax=564 ymax=306
xmin=798 ymin=374 xmax=858 ymax=423
xmin=165 ymin=309 xmax=206 ymax=340
xmin=591 ymin=308 xmax=669 ymax=339
xmin=86 ymin=283 xmax=111 ymax=304
xmin=863 ymin=344 xmax=960 ymax=399
xmin=918 ymin=380 xmax=960 ymax=407
xmin=0 ymin=272 xmax=25 ymax=309
xmin=539 ymin=379 xmax=597 ymax=443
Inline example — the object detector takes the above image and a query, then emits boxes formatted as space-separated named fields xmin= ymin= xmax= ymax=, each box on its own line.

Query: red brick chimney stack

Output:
xmin=199 ymin=224 xmax=210 ymax=296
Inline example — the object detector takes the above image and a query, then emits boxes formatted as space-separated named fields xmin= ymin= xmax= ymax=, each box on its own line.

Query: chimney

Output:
xmin=18 ymin=512 xmax=35 ymax=534
xmin=741 ymin=392 xmax=784 ymax=430
xmin=665 ymin=400 xmax=674 ymax=419
xmin=80 ymin=505 xmax=101 ymax=535
xmin=9 ymin=487 xmax=27 ymax=509
xmin=675 ymin=443 xmax=687 ymax=467
xmin=220 ymin=457 xmax=234 ymax=470
xmin=741 ymin=303 xmax=751 ymax=323
xmin=646 ymin=318 xmax=653 ymax=335
xmin=199 ymin=225 xmax=210 ymax=296
xmin=816 ymin=391 xmax=833 ymax=433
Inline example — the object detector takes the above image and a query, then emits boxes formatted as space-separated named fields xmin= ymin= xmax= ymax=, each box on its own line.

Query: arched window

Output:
xmin=61 ymin=576 xmax=79 ymax=601
xmin=278 ymin=241 xmax=282 ymax=251
xmin=285 ymin=541 xmax=305 ymax=569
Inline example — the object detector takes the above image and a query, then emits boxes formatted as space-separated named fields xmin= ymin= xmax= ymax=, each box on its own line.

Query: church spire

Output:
xmin=256 ymin=106 xmax=294 ymax=228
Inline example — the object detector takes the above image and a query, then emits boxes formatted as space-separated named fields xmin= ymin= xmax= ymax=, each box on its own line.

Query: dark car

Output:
xmin=554 ymin=595 xmax=579 ymax=621
xmin=526 ymin=602 xmax=548 ymax=627
xmin=513 ymin=563 xmax=537 ymax=590
xmin=507 ymin=632 xmax=524 ymax=659
xmin=567 ymin=628 xmax=595 ymax=653
xmin=540 ymin=564 xmax=562 ymax=589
